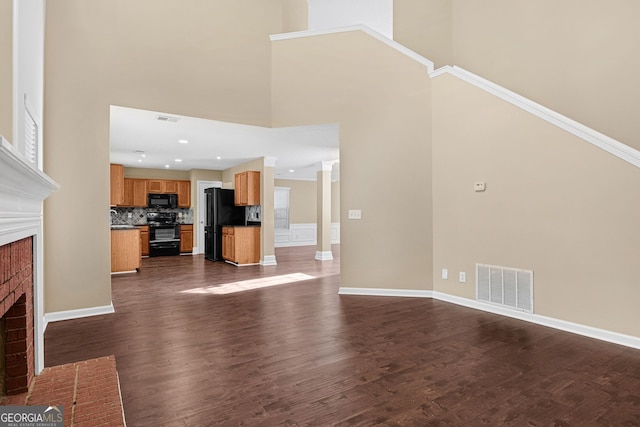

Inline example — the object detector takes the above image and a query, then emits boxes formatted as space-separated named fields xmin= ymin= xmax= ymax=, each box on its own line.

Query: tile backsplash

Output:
xmin=110 ymin=207 xmax=193 ymax=225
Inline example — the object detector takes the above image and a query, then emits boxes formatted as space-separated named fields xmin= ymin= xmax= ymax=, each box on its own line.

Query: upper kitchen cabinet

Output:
xmin=177 ymin=180 xmax=191 ymax=208
xmin=147 ymin=179 xmax=164 ymax=193
xmin=147 ymin=179 xmax=189 ymax=200
xmin=234 ymin=171 xmax=260 ymax=206
xmin=110 ymin=164 xmax=125 ymax=206
xmin=122 ymin=178 xmax=148 ymax=207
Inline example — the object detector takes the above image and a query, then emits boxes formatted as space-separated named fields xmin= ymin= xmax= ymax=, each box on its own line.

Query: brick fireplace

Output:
xmin=0 ymin=137 xmax=58 ymax=380
xmin=0 ymin=237 xmax=35 ymax=395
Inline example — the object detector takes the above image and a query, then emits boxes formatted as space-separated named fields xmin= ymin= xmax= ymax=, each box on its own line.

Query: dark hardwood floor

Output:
xmin=45 ymin=245 xmax=640 ymax=426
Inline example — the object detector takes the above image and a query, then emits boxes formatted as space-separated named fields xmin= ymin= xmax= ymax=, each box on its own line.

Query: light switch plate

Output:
xmin=459 ymin=272 xmax=466 ymax=283
xmin=442 ymin=269 xmax=448 ymax=280
xmin=348 ymin=210 xmax=362 ymax=220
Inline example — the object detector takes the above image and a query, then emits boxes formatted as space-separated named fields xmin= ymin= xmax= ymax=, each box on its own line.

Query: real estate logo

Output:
xmin=0 ymin=406 xmax=63 ymax=427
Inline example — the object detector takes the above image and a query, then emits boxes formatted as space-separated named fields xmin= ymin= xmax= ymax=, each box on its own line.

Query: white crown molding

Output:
xmin=43 ymin=303 xmax=115 ymax=331
xmin=338 ymin=286 xmax=640 ymax=350
xmin=430 ymin=66 xmax=640 ymax=169
xmin=270 ymin=25 xmax=434 ymax=73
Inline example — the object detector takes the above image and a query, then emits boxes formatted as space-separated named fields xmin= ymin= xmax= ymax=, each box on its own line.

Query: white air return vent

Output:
xmin=476 ymin=264 xmax=533 ymax=313
xmin=156 ymin=115 xmax=179 ymax=122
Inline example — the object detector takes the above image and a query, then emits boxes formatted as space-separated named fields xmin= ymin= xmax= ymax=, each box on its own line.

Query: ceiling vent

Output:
xmin=156 ymin=115 xmax=179 ymax=123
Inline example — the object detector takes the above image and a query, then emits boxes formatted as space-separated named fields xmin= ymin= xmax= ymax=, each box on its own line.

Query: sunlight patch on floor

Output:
xmin=181 ymin=273 xmax=316 ymax=295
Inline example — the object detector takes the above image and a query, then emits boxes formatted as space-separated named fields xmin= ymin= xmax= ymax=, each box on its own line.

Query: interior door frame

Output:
xmin=195 ymin=180 xmax=222 ymax=254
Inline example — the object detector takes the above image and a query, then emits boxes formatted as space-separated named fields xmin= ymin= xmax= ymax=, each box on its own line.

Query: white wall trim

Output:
xmin=315 ymin=251 xmax=334 ymax=261
xmin=43 ymin=303 xmax=115 ymax=331
xmin=270 ymin=24 xmax=434 ymax=72
xmin=275 ymin=223 xmax=340 ymax=247
xmin=260 ymin=255 xmax=278 ymax=266
xmin=430 ymin=65 xmax=640 ymax=169
xmin=337 ymin=286 xmax=640 ymax=350
xmin=339 ymin=287 xmax=434 ymax=299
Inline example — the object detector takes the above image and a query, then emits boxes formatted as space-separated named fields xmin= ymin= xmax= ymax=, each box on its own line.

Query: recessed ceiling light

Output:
xmin=141 ymin=154 xmax=146 ymax=158
xmin=289 ymin=169 xmax=295 ymax=173
xmin=178 ymin=139 xmax=188 ymax=144
xmin=175 ymin=159 xmax=182 ymax=162
xmin=165 ymin=165 xmax=170 ymax=168
xmin=138 ymin=159 xmax=142 ymax=162
xmin=216 ymin=156 xmax=221 ymax=160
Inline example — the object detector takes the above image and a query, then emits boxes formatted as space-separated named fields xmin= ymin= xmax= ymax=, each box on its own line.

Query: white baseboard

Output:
xmin=338 ymin=287 xmax=640 ymax=350
xmin=339 ymin=287 xmax=433 ymax=299
xmin=260 ymin=255 xmax=277 ymax=266
xmin=43 ymin=303 xmax=115 ymax=332
xmin=315 ymin=251 xmax=334 ymax=261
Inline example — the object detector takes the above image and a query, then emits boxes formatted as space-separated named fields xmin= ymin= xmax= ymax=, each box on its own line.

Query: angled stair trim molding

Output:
xmin=430 ymin=65 xmax=640 ymax=169
xmin=270 ymin=25 xmax=434 ymax=73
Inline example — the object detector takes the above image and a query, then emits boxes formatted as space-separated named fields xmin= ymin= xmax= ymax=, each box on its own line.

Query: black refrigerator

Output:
xmin=204 ymin=188 xmax=246 ymax=261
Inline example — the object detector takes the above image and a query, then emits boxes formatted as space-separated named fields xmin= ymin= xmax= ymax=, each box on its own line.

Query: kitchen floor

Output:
xmin=44 ymin=245 xmax=640 ymax=426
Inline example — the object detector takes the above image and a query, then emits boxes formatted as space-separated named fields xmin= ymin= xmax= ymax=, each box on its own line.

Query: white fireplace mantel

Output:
xmin=0 ymin=137 xmax=58 ymax=227
xmin=0 ymin=135 xmax=58 ymax=375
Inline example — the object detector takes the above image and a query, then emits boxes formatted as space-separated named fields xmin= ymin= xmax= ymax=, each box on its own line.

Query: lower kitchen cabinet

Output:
xmin=180 ymin=224 xmax=193 ymax=253
xmin=222 ymin=226 xmax=260 ymax=265
xmin=111 ymin=228 xmax=141 ymax=273
xmin=139 ymin=225 xmax=149 ymax=256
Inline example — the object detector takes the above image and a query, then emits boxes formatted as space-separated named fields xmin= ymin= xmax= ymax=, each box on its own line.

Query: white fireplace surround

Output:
xmin=0 ymin=136 xmax=59 ymax=375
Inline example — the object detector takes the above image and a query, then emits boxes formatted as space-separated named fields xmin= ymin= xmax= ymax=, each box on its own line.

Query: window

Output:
xmin=274 ymin=187 xmax=290 ymax=230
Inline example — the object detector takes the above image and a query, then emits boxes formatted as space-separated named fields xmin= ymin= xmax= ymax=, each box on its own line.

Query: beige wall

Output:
xmin=432 ymin=73 xmax=640 ymax=337
xmin=43 ymin=0 xmax=282 ymax=313
xmin=282 ymin=0 xmax=307 ymax=33
xmin=274 ymin=179 xmax=341 ymax=224
xmin=0 ymin=0 xmax=12 ymax=142
xmin=451 ymin=0 xmax=640 ymax=149
xmin=393 ymin=0 xmax=452 ymax=68
xmin=272 ymin=30 xmax=432 ymax=290
xmin=331 ymin=180 xmax=340 ymax=223
xmin=275 ymin=179 xmax=316 ymax=223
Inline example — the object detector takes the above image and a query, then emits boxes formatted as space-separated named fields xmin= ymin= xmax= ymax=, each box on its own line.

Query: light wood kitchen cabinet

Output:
xmin=111 ymin=228 xmax=141 ymax=273
xmin=122 ymin=178 xmax=148 ymax=207
xmin=163 ymin=180 xmax=178 ymax=193
xmin=147 ymin=179 xmax=164 ymax=193
xmin=177 ymin=180 xmax=191 ymax=208
xmin=234 ymin=171 xmax=260 ymax=206
xmin=110 ymin=164 xmax=125 ymax=206
xmin=139 ymin=225 xmax=149 ymax=256
xmin=222 ymin=226 xmax=260 ymax=265
xmin=180 ymin=224 xmax=193 ymax=253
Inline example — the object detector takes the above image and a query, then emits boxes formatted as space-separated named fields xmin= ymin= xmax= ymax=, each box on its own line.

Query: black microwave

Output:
xmin=148 ymin=193 xmax=178 ymax=208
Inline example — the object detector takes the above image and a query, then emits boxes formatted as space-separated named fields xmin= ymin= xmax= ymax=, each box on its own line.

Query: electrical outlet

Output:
xmin=442 ymin=269 xmax=448 ymax=280
xmin=474 ymin=182 xmax=486 ymax=192
xmin=459 ymin=272 xmax=466 ymax=283
xmin=127 ymin=212 xmax=132 ymax=219
xmin=348 ymin=210 xmax=362 ymax=220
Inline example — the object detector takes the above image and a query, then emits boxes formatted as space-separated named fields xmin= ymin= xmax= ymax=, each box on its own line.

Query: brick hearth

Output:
xmin=1 ymin=356 xmax=126 ymax=426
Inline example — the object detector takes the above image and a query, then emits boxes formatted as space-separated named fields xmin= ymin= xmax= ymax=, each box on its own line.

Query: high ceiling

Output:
xmin=109 ymin=106 xmax=340 ymax=181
